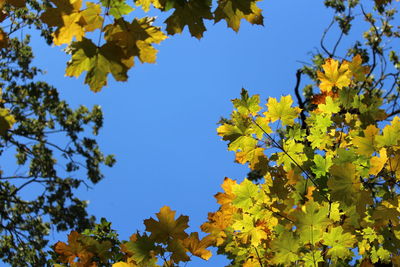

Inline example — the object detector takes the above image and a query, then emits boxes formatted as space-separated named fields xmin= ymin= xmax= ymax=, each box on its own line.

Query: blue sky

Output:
xmin=1 ymin=0 xmax=376 ymax=266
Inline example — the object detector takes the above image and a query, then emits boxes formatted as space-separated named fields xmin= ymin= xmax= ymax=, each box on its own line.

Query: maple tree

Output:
xmin=0 ymin=0 xmax=264 ymax=264
xmin=1 ymin=0 xmax=400 ymax=266
xmin=0 ymin=0 xmax=264 ymax=92
xmin=50 ymin=0 xmax=400 ymax=266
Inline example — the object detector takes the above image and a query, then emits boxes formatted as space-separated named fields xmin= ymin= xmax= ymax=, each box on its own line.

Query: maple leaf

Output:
xmin=134 ymin=0 xmax=162 ymax=12
xmin=81 ymin=2 xmax=103 ymax=32
xmin=322 ymin=226 xmax=356 ymax=262
xmin=66 ymin=38 xmax=129 ymax=92
xmin=353 ymin=124 xmax=379 ymax=156
xmin=54 ymin=12 xmax=86 ymax=45
xmin=232 ymin=179 xmax=259 ymax=210
xmin=235 ymin=147 xmax=264 ymax=165
xmin=214 ymin=177 xmax=237 ymax=206
xmin=232 ymin=213 xmax=268 ymax=246
xmin=41 ymin=0 xmax=104 ymax=45
xmin=0 ymin=108 xmax=15 ymax=135
xmin=164 ymin=0 xmax=213 ymax=39
xmin=200 ymin=206 xmax=236 ymax=246
xmin=54 ymin=231 xmax=95 ymax=266
xmin=270 ymin=231 xmax=300 ymax=265
xmin=370 ymin=246 xmax=392 ymax=264
xmin=311 ymin=154 xmax=332 ymax=178
xmin=375 ymin=116 xmax=400 ymax=147
xmin=121 ymin=233 xmax=159 ymax=265
xmin=214 ymin=0 xmax=263 ymax=32
xmin=317 ymin=96 xmax=340 ymax=114
xmin=103 ymin=0 xmax=134 ymax=18
xmin=167 ymin=238 xmax=190 ymax=263
xmin=311 ymin=90 xmax=339 ymax=105
xmin=386 ymin=151 xmax=400 ymax=180
xmin=64 ymin=17 xmax=166 ymax=91
xmin=345 ymin=54 xmax=370 ymax=82
xmin=235 ymin=146 xmax=269 ymax=176
xmin=264 ymin=95 xmax=301 ymax=126
xmin=232 ymin=88 xmax=261 ymax=116
xmin=104 ymin=17 xmax=167 ymax=65
xmin=293 ymin=201 xmax=331 ymax=245
xmin=373 ymin=199 xmax=400 ymax=227
xmin=182 ymin=232 xmax=212 ymax=260
xmin=317 ymin=58 xmax=350 ymax=92
xmin=301 ymin=251 xmax=324 ymax=267
xmin=144 ymin=206 xmax=189 ymax=243
xmin=277 ymin=139 xmax=307 ymax=171
xmin=216 ymin=113 xmax=258 ymax=152
xmin=328 ymin=163 xmax=361 ymax=206
xmin=307 ymin=113 xmax=334 ymax=149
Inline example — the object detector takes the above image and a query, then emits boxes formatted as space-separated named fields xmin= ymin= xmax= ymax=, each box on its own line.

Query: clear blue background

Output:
xmin=1 ymin=0 xmax=380 ymax=266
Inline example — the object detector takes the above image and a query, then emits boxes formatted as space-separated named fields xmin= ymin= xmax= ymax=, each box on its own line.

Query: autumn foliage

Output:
xmin=0 ymin=0 xmax=263 ymax=92
xmin=51 ymin=53 xmax=400 ymax=266
xmin=1 ymin=0 xmax=400 ymax=266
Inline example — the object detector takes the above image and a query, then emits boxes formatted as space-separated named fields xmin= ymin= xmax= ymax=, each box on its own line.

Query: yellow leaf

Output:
xmin=135 ymin=0 xmax=162 ymax=11
xmin=104 ymin=17 xmax=167 ymax=65
xmin=81 ymin=2 xmax=103 ymax=32
xmin=53 ymin=12 xmax=85 ymax=45
xmin=0 ymin=108 xmax=15 ymax=135
xmin=386 ymin=151 xmax=400 ymax=180
xmin=40 ymin=0 xmax=87 ymax=45
xmin=215 ymin=177 xmax=237 ymax=206
xmin=201 ymin=206 xmax=236 ymax=246
xmin=264 ymin=95 xmax=300 ymax=126
xmin=317 ymin=58 xmax=350 ymax=92
xmin=214 ymin=0 xmax=263 ymax=32
xmin=113 ymin=262 xmax=137 ymax=267
xmin=182 ymin=233 xmax=212 ymax=260
xmin=369 ymin=148 xmax=387 ymax=175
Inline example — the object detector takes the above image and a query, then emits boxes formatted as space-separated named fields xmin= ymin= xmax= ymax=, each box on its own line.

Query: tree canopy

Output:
xmin=1 ymin=0 xmax=400 ymax=266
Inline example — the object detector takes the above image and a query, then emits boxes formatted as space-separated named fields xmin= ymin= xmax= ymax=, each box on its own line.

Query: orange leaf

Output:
xmin=317 ymin=58 xmax=350 ymax=92
xmin=183 ymin=233 xmax=213 ymax=260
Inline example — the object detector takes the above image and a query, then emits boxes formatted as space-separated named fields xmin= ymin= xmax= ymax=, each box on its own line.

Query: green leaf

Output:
xmin=277 ymin=139 xmax=307 ymax=171
xmin=353 ymin=125 xmax=379 ymax=156
xmin=328 ymin=163 xmax=360 ymax=206
xmin=232 ymin=179 xmax=259 ymax=210
xmin=232 ymin=88 xmax=261 ymax=116
xmin=66 ymin=38 xmax=129 ymax=92
xmin=312 ymin=154 xmax=332 ymax=178
xmin=102 ymin=0 xmax=134 ymax=18
xmin=293 ymin=201 xmax=331 ymax=245
xmin=318 ymin=96 xmax=340 ymax=114
xmin=376 ymin=116 xmax=400 ymax=147
xmin=164 ymin=0 xmax=213 ymax=39
xmin=270 ymin=232 xmax=300 ymax=265
xmin=322 ymin=226 xmax=355 ymax=262
xmin=121 ymin=233 xmax=159 ymax=265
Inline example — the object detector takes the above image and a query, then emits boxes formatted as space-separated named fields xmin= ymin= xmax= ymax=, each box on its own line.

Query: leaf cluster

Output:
xmin=53 ymin=207 xmax=212 ymax=267
xmin=0 ymin=0 xmax=265 ymax=91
